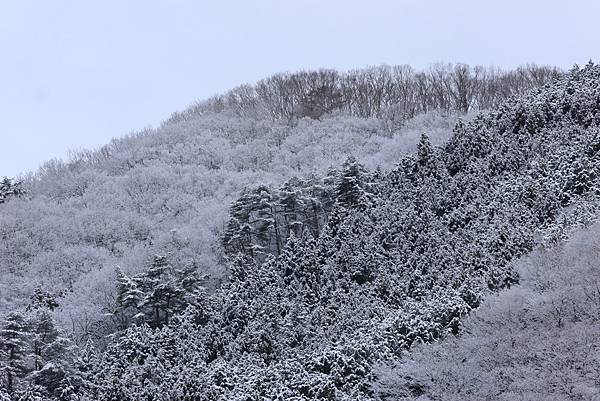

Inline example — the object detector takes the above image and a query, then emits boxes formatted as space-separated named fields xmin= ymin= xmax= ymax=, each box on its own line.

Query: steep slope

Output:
xmin=374 ymin=222 xmax=600 ymax=401
xmin=65 ymin=63 xmax=600 ymax=400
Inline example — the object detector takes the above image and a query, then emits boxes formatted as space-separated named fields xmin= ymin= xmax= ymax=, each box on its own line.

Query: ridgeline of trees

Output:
xmin=169 ymin=63 xmax=561 ymax=126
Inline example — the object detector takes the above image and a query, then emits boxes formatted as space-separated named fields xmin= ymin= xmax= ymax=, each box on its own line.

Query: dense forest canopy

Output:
xmin=374 ymin=221 xmax=600 ymax=400
xmin=2 ymin=62 xmax=600 ymax=400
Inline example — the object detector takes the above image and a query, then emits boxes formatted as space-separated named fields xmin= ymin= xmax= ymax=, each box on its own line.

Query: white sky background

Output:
xmin=1 ymin=0 xmax=598 ymax=177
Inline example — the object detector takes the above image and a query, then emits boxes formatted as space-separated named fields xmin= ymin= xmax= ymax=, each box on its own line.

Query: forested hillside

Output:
xmin=374 ymin=221 xmax=600 ymax=400
xmin=0 ymin=63 xmax=554 ymax=334
xmin=3 ymin=62 xmax=599 ymax=400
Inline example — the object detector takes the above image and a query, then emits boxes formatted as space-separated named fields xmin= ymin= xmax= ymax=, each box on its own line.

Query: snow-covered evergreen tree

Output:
xmin=0 ymin=312 xmax=29 ymax=395
xmin=0 ymin=178 xmax=24 ymax=205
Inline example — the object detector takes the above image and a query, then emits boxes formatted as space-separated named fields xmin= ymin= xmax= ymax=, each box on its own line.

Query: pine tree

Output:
xmin=278 ymin=179 xmax=304 ymax=238
xmin=293 ymin=235 xmax=323 ymax=303
xmin=0 ymin=178 xmax=24 ymax=205
xmin=113 ymin=256 xmax=205 ymax=331
xmin=416 ymin=133 xmax=433 ymax=168
xmin=29 ymin=310 xmax=59 ymax=372
xmin=0 ymin=389 xmax=11 ymax=401
xmin=137 ymin=255 xmax=183 ymax=327
xmin=298 ymin=176 xmax=329 ymax=239
xmin=12 ymin=384 xmax=46 ymax=401
xmin=72 ymin=338 xmax=98 ymax=397
xmin=0 ymin=312 xmax=30 ymax=395
xmin=27 ymin=310 xmax=74 ymax=398
xmin=222 ymin=191 xmax=255 ymax=256
xmin=335 ymin=157 xmax=370 ymax=209
xmin=26 ymin=288 xmax=60 ymax=312
xmin=248 ymin=185 xmax=279 ymax=256
xmin=28 ymin=311 xmax=72 ymax=369
xmin=296 ymin=84 xmax=344 ymax=120
xmin=113 ymin=267 xmax=144 ymax=328
xmin=175 ymin=264 xmax=205 ymax=308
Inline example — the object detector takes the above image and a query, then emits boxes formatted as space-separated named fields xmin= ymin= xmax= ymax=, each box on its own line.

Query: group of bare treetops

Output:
xmin=171 ymin=63 xmax=560 ymax=125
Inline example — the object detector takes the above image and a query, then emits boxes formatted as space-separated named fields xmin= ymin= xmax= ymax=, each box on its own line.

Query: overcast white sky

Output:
xmin=1 ymin=0 xmax=598 ymax=177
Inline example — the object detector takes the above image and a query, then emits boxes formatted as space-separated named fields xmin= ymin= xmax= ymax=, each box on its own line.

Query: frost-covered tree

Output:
xmin=335 ymin=157 xmax=371 ymax=209
xmin=0 ymin=178 xmax=24 ymax=205
xmin=113 ymin=256 xmax=203 ymax=328
xmin=0 ymin=312 xmax=29 ymax=395
xmin=26 ymin=310 xmax=74 ymax=399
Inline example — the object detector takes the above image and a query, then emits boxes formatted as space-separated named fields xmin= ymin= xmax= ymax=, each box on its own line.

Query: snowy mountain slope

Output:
xmin=1 ymin=62 xmax=590 ymax=400
xmin=374 ymin=221 xmax=600 ymax=400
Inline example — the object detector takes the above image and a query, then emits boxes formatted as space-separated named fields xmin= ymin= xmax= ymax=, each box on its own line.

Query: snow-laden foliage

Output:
xmin=0 ymin=178 xmax=24 ymax=205
xmin=0 ymin=110 xmax=460 ymax=335
xmin=374 ymin=221 xmax=600 ymax=401
xmin=0 ymin=309 xmax=75 ymax=400
xmin=63 ymin=62 xmax=598 ymax=401
xmin=2 ymin=63 xmax=542 ymax=336
xmin=1 ymin=62 xmax=595 ymax=399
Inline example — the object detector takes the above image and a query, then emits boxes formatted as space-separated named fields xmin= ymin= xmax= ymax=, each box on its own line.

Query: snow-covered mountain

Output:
xmin=4 ymin=62 xmax=598 ymax=400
